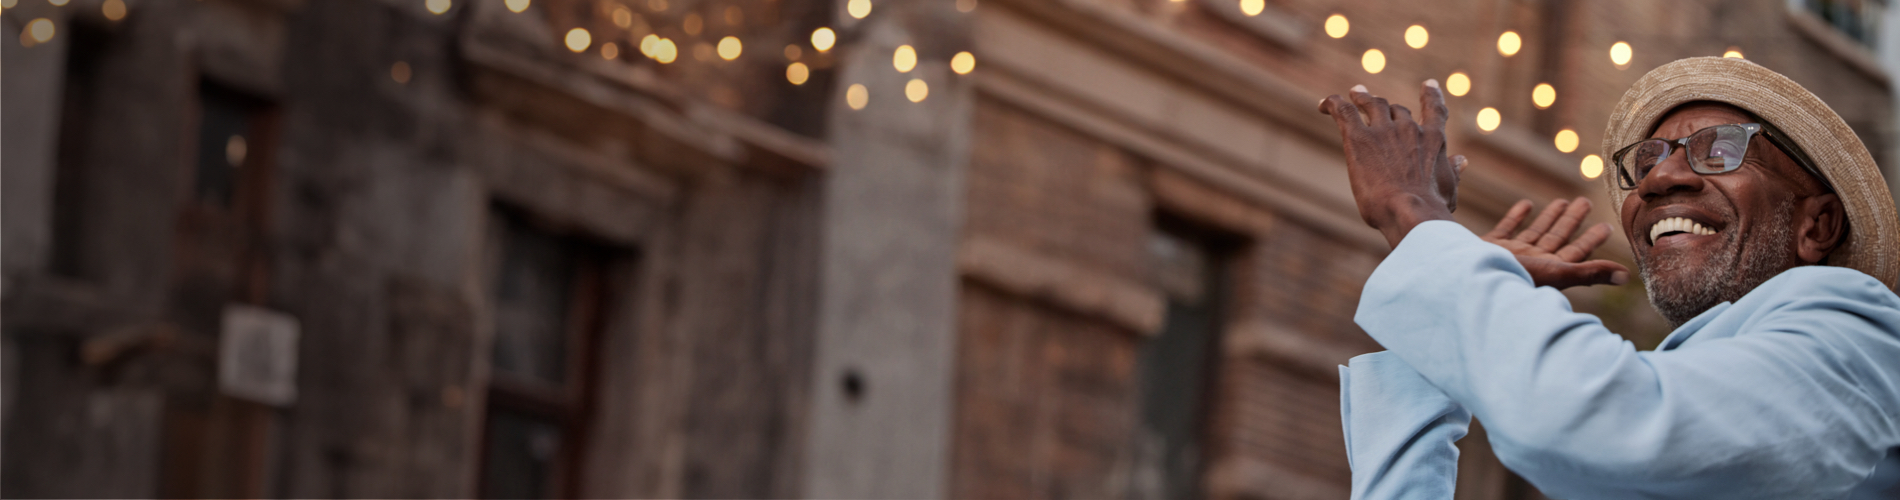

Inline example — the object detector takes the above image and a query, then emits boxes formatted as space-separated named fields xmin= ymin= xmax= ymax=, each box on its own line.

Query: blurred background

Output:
xmin=3 ymin=0 xmax=1899 ymax=498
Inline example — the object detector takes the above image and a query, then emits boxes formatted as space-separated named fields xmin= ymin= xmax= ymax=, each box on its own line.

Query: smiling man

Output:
xmin=1321 ymin=57 xmax=1900 ymax=498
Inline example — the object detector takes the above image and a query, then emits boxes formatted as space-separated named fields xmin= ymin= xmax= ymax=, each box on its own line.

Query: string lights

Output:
xmin=426 ymin=0 xmax=450 ymax=15
xmin=1497 ymin=31 xmax=1522 ymax=56
xmin=717 ymin=36 xmax=742 ymax=60
xmin=1554 ymin=129 xmax=1579 ymax=153
xmin=1446 ymin=72 xmax=1470 ymax=96
xmin=1580 ymin=155 xmax=1604 ymax=179
xmin=1723 ymin=47 xmax=1744 ymax=58
xmin=1324 ymin=14 xmax=1349 ymax=38
xmin=1610 ymin=41 xmax=1633 ymax=66
xmin=506 ymin=0 xmax=531 ymax=13
xmin=846 ymin=84 xmax=869 ymax=110
xmin=812 ymin=27 xmax=836 ymax=52
xmin=1240 ymin=0 xmax=1264 ymax=16
xmin=1476 ymin=107 xmax=1501 ymax=132
xmin=951 ymin=51 xmax=976 ymax=75
xmin=1532 ymin=83 xmax=1556 ymax=108
xmin=894 ymin=45 xmax=917 ymax=72
xmin=1404 ymin=25 xmax=1428 ymax=49
xmin=906 ymin=79 xmax=929 ymax=102
xmin=1362 ymin=49 xmax=1385 ymax=74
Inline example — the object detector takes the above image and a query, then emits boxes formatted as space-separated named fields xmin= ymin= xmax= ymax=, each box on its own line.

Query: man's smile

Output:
xmin=1637 ymin=206 xmax=1729 ymax=251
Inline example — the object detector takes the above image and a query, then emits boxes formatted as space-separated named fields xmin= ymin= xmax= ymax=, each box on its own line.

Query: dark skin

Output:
xmin=1620 ymin=103 xmax=1844 ymax=280
xmin=1318 ymin=86 xmax=1842 ymax=289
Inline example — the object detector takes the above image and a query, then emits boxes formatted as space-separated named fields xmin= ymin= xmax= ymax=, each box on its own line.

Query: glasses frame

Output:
xmin=1611 ymin=121 xmax=1832 ymax=192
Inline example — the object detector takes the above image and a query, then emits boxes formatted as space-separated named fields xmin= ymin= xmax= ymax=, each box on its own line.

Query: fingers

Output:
xmin=1534 ymin=197 xmax=1594 ymax=252
xmin=1514 ymin=198 xmax=1569 ymax=243
xmin=1554 ymin=222 xmax=1614 ymax=262
xmin=1349 ymin=85 xmax=1393 ymax=126
xmin=1453 ymin=155 xmax=1467 ymax=176
xmin=1390 ymin=104 xmax=1414 ymax=124
xmin=1418 ymin=79 xmax=1450 ymax=130
xmin=1522 ymin=258 xmax=1631 ymax=289
xmin=1485 ymin=199 xmax=1533 ymax=240
xmin=1321 ymin=95 xmax=1367 ymax=134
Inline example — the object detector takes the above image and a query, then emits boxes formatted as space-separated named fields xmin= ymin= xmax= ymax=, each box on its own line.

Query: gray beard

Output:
xmin=1639 ymin=202 xmax=1795 ymax=328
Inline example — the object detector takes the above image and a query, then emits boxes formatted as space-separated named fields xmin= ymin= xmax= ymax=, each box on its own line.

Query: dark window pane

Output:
xmin=491 ymin=215 xmax=578 ymax=385
xmin=481 ymin=410 xmax=564 ymax=499
xmin=1132 ymin=229 xmax=1224 ymax=500
xmin=193 ymin=86 xmax=256 ymax=207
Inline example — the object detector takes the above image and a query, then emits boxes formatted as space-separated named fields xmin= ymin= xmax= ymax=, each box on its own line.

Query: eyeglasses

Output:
xmin=1611 ymin=122 xmax=1832 ymax=192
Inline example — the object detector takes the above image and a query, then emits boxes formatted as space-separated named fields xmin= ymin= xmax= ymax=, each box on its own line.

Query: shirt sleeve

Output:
xmin=1340 ymin=351 xmax=1469 ymax=500
xmin=1356 ymin=220 xmax=1900 ymax=499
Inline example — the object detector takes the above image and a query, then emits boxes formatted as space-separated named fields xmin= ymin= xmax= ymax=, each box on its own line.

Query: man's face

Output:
xmin=1619 ymin=103 xmax=1827 ymax=326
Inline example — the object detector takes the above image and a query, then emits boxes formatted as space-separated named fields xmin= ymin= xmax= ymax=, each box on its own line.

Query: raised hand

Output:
xmin=1319 ymin=81 xmax=1462 ymax=249
xmin=1482 ymin=197 xmax=1630 ymax=289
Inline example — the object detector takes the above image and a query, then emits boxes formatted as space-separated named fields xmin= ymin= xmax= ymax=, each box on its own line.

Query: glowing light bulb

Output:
xmin=565 ymin=28 xmax=592 ymax=52
xmin=894 ymin=45 xmax=917 ymax=72
xmin=1361 ymin=48 xmax=1385 ymax=74
xmin=1581 ymin=155 xmax=1604 ymax=179
xmin=1446 ymin=72 xmax=1470 ymax=96
xmin=718 ymin=36 xmax=742 ymax=60
xmin=102 ymin=0 xmax=126 ymax=20
xmin=1476 ymin=107 xmax=1501 ymax=132
xmin=847 ymin=0 xmax=871 ymax=18
xmin=1239 ymin=0 xmax=1264 ymax=16
xmin=1324 ymin=14 xmax=1349 ymax=38
xmin=391 ymin=61 xmax=412 ymax=83
xmin=951 ymin=51 xmax=975 ymax=75
xmin=426 ymin=0 xmax=451 ymax=15
xmin=812 ymin=27 xmax=836 ymax=51
xmin=506 ymin=0 xmax=531 ymax=13
xmin=1610 ymin=41 xmax=1632 ymax=66
xmin=1554 ymin=129 xmax=1579 ymax=153
xmin=24 ymin=18 xmax=54 ymax=46
xmin=655 ymin=38 xmax=678 ymax=63
xmin=1405 ymin=25 xmax=1428 ymax=49
xmin=846 ymin=83 xmax=869 ymax=110
xmin=906 ymin=78 xmax=928 ymax=102
xmin=1497 ymin=31 xmax=1521 ymax=57
xmin=1723 ymin=47 xmax=1744 ymax=59
xmin=787 ymin=62 xmax=810 ymax=85
xmin=1532 ymin=83 xmax=1555 ymax=109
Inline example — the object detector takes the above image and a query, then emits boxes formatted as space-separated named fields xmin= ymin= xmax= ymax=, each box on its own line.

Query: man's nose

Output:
xmin=1637 ymin=146 xmax=1704 ymax=200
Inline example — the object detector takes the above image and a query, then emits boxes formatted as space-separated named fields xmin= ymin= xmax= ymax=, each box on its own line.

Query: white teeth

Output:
xmin=1649 ymin=217 xmax=1717 ymax=244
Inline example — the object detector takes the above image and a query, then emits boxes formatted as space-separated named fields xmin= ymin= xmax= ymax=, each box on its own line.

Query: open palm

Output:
xmin=1482 ymin=197 xmax=1630 ymax=289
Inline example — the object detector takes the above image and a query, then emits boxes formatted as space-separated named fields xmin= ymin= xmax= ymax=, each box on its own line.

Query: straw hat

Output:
xmin=1602 ymin=56 xmax=1900 ymax=291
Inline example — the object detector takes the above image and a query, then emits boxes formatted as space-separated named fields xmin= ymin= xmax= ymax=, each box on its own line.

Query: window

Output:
xmin=1130 ymin=220 xmax=1231 ymax=500
xmin=479 ymin=209 xmax=618 ymax=499
xmin=1799 ymin=0 xmax=1885 ymax=47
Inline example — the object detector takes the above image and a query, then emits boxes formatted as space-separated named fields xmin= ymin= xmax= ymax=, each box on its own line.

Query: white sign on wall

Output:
xmin=219 ymin=304 xmax=300 ymax=407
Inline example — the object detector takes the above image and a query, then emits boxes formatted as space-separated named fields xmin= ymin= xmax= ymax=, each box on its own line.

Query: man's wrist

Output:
xmin=1376 ymin=194 xmax=1454 ymax=248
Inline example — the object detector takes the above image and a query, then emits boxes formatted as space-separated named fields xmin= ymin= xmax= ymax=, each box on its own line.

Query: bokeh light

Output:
xmin=103 ymin=0 xmax=127 ymax=21
xmin=603 ymin=42 xmax=620 ymax=59
xmin=24 ymin=18 xmax=54 ymax=46
xmin=951 ymin=51 xmax=976 ymax=75
xmin=1362 ymin=49 xmax=1385 ymax=74
xmin=718 ymin=36 xmax=743 ymax=60
xmin=1498 ymin=31 xmax=1521 ymax=56
xmin=426 ymin=0 xmax=451 ymax=15
xmin=1446 ymin=72 xmax=1470 ymax=96
xmin=506 ymin=0 xmax=531 ymax=13
xmin=654 ymin=38 xmax=678 ymax=63
xmin=1324 ymin=14 xmax=1349 ymax=38
xmin=847 ymin=84 xmax=869 ymax=110
xmin=1477 ymin=107 xmax=1501 ymax=132
xmin=1532 ymin=83 xmax=1556 ymax=108
xmin=1581 ymin=154 xmax=1604 ymax=179
xmin=1240 ymin=0 xmax=1264 ymax=16
xmin=812 ymin=27 xmax=836 ymax=51
xmin=787 ymin=62 xmax=810 ymax=85
xmin=1724 ymin=47 xmax=1744 ymax=59
xmin=847 ymin=0 xmax=871 ymax=18
xmin=906 ymin=79 xmax=929 ymax=102
xmin=894 ymin=45 xmax=917 ymax=72
xmin=565 ymin=28 xmax=592 ymax=52
xmin=1405 ymin=25 xmax=1428 ymax=49
xmin=391 ymin=61 xmax=412 ymax=84
xmin=1610 ymin=41 xmax=1632 ymax=65
xmin=1554 ymin=129 xmax=1579 ymax=153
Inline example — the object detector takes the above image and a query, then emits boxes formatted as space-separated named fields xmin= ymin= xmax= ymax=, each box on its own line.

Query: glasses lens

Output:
xmin=1690 ymin=125 xmax=1750 ymax=174
xmin=1619 ymin=140 xmax=1671 ymax=188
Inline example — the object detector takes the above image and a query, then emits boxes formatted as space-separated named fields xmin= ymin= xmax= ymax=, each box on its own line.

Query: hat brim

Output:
xmin=1603 ymin=56 xmax=1900 ymax=290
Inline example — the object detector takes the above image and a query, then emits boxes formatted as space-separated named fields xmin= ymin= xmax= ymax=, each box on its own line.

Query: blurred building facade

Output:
xmin=2 ymin=0 xmax=1894 ymax=499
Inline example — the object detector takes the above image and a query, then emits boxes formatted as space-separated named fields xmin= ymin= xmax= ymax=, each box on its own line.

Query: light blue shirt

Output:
xmin=1340 ymin=220 xmax=1900 ymax=499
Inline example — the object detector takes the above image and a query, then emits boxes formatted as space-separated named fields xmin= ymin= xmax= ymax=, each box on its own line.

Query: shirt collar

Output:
xmin=1658 ymin=301 xmax=1732 ymax=351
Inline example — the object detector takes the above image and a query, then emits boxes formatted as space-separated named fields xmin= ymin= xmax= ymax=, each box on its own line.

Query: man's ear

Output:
xmin=1797 ymin=193 xmax=1846 ymax=264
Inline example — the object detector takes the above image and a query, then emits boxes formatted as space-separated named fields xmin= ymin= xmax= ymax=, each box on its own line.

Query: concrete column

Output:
xmin=800 ymin=4 xmax=973 ymax=498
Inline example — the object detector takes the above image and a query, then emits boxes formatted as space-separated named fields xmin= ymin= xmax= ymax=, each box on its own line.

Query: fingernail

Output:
xmin=1424 ymin=79 xmax=1440 ymax=89
xmin=1351 ymin=84 xmax=1368 ymax=93
xmin=1611 ymin=271 xmax=1629 ymax=286
xmin=1455 ymin=156 xmax=1468 ymax=168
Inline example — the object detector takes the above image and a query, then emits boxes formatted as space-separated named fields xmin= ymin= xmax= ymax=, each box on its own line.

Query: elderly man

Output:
xmin=1322 ymin=57 xmax=1900 ymax=498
